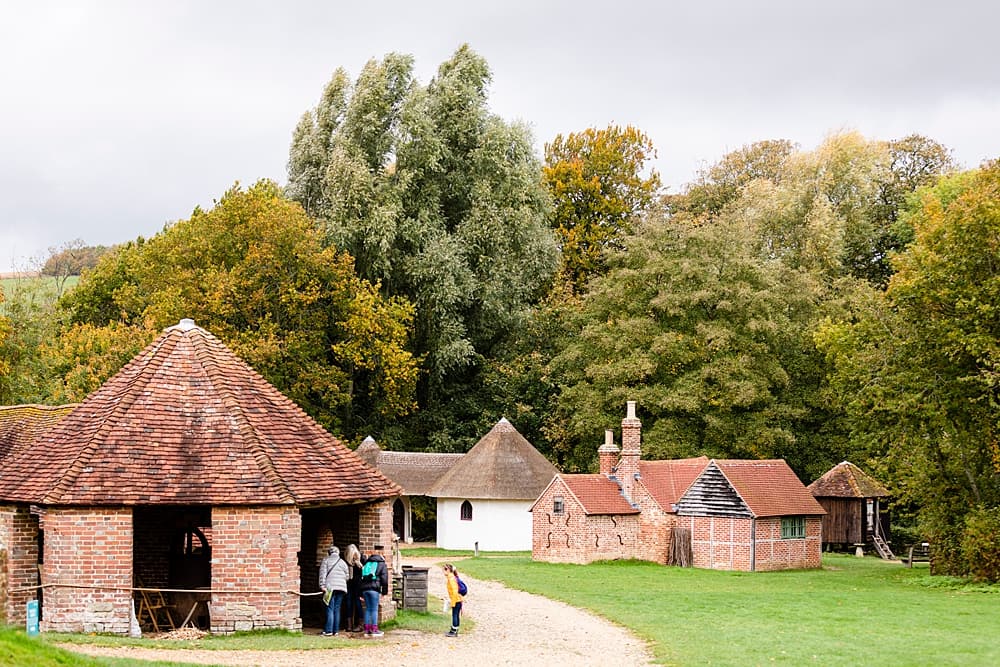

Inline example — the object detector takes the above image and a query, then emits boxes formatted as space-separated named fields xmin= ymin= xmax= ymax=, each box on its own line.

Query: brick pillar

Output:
xmin=619 ymin=401 xmax=641 ymax=501
xmin=210 ymin=506 xmax=302 ymax=633
xmin=358 ymin=500 xmax=396 ymax=623
xmin=0 ymin=504 xmax=41 ymax=625
xmin=40 ymin=508 xmax=133 ymax=634
xmin=598 ymin=429 xmax=619 ymax=476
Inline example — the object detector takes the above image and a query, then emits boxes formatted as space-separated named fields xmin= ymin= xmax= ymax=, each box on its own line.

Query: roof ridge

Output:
xmin=42 ymin=334 xmax=172 ymax=503
xmin=193 ymin=328 xmax=295 ymax=504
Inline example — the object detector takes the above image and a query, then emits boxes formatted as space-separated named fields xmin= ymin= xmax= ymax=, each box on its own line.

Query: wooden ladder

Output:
xmin=135 ymin=578 xmax=176 ymax=632
xmin=871 ymin=532 xmax=894 ymax=560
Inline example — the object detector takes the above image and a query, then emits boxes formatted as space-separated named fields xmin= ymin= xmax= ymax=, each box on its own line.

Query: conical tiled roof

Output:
xmin=427 ymin=418 xmax=558 ymax=500
xmin=0 ymin=404 xmax=77 ymax=463
xmin=0 ymin=319 xmax=401 ymax=506
xmin=808 ymin=461 xmax=889 ymax=498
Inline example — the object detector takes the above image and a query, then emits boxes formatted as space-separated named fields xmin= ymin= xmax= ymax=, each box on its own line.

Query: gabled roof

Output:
xmin=529 ymin=474 xmax=639 ymax=515
xmin=0 ymin=319 xmax=401 ymax=506
xmin=705 ymin=460 xmax=825 ymax=517
xmin=638 ymin=456 xmax=710 ymax=511
xmin=427 ymin=418 xmax=558 ymax=500
xmin=0 ymin=404 xmax=77 ymax=462
xmin=354 ymin=435 xmax=463 ymax=495
xmin=808 ymin=461 xmax=889 ymax=498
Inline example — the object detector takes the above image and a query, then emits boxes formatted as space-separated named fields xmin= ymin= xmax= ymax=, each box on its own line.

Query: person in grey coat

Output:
xmin=319 ymin=545 xmax=349 ymax=636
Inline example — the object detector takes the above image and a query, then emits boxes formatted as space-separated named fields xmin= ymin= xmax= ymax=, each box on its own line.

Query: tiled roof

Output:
xmin=0 ymin=320 xmax=401 ymax=506
xmin=0 ymin=404 xmax=77 ymax=463
xmin=558 ymin=474 xmax=639 ymax=515
xmin=427 ymin=418 xmax=558 ymax=500
xmin=714 ymin=460 xmax=825 ymax=517
xmin=808 ymin=461 xmax=889 ymax=498
xmin=638 ymin=456 xmax=710 ymax=511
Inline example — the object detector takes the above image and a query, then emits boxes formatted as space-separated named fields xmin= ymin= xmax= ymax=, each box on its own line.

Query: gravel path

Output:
xmin=65 ymin=557 xmax=654 ymax=666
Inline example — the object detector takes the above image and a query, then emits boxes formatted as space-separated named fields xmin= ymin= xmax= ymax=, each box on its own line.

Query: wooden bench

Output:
xmin=902 ymin=542 xmax=930 ymax=567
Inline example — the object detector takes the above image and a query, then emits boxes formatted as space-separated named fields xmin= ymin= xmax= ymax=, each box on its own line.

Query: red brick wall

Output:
xmin=0 ymin=504 xmax=41 ymax=625
xmin=752 ymin=517 xmax=823 ymax=571
xmin=40 ymin=507 xmax=133 ymax=633
xmin=210 ymin=506 xmax=301 ymax=633
xmin=679 ymin=515 xmax=822 ymax=571
xmin=532 ymin=479 xmax=652 ymax=564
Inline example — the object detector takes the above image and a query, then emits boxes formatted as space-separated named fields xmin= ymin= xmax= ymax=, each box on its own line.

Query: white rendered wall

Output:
xmin=435 ymin=498 xmax=533 ymax=551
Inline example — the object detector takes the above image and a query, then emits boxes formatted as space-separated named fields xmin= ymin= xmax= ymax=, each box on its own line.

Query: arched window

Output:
xmin=460 ymin=500 xmax=473 ymax=521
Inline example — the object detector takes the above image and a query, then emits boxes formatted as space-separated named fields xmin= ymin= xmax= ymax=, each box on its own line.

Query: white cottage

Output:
xmin=427 ymin=418 xmax=558 ymax=551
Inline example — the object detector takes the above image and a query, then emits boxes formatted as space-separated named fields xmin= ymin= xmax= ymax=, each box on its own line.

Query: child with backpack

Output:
xmin=443 ymin=563 xmax=466 ymax=637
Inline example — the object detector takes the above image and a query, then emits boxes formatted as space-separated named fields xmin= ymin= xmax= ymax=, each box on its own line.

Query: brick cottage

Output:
xmin=530 ymin=402 xmax=824 ymax=571
xmin=0 ymin=319 xmax=400 ymax=634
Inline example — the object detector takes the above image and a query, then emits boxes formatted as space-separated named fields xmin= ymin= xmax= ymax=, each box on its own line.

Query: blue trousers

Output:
xmin=324 ymin=590 xmax=345 ymax=634
xmin=362 ymin=589 xmax=380 ymax=628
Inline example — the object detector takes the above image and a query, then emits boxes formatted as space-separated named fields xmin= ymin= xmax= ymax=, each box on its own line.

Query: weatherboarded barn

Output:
xmin=0 ymin=319 xmax=400 ymax=634
xmin=428 ymin=418 xmax=558 ymax=551
xmin=808 ymin=461 xmax=891 ymax=553
xmin=531 ymin=402 xmax=824 ymax=571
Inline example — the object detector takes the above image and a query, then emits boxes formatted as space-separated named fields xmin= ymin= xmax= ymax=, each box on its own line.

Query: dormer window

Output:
xmin=553 ymin=496 xmax=565 ymax=515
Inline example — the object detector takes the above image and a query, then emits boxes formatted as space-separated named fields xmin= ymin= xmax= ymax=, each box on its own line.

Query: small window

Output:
xmin=553 ymin=496 xmax=565 ymax=515
xmin=781 ymin=516 xmax=806 ymax=539
xmin=460 ymin=500 xmax=473 ymax=521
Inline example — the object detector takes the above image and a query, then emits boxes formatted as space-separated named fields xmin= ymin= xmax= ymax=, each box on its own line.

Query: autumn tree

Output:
xmin=61 ymin=181 xmax=418 ymax=437
xmin=287 ymin=46 xmax=558 ymax=449
xmin=543 ymin=211 xmax=843 ymax=475
xmin=817 ymin=163 xmax=1000 ymax=578
xmin=543 ymin=125 xmax=661 ymax=293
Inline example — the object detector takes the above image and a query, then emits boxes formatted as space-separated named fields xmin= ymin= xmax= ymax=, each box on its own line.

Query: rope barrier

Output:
xmin=11 ymin=582 xmax=322 ymax=596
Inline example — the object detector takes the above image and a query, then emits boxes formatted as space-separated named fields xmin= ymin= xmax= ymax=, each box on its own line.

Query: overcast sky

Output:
xmin=2 ymin=0 xmax=999 ymax=273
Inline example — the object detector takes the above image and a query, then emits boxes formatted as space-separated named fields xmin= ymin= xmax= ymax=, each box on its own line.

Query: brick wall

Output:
xmin=0 ymin=504 xmax=40 ymax=625
xmin=210 ymin=506 xmax=301 ymax=633
xmin=679 ymin=515 xmax=822 ymax=571
xmin=40 ymin=507 xmax=133 ymax=633
xmin=753 ymin=517 xmax=823 ymax=571
xmin=532 ymin=479 xmax=649 ymax=564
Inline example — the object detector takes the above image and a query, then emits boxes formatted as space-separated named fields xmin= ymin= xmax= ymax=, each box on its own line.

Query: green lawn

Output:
xmin=456 ymin=554 xmax=999 ymax=666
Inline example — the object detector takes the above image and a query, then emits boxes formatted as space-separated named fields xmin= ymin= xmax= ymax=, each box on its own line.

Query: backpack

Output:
xmin=361 ymin=560 xmax=379 ymax=581
xmin=456 ymin=574 xmax=468 ymax=596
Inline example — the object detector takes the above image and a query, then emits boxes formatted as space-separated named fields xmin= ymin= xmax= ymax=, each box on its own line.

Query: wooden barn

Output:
xmin=808 ymin=461 xmax=892 ymax=557
xmin=0 ymin=319 xmax=401 ymax=634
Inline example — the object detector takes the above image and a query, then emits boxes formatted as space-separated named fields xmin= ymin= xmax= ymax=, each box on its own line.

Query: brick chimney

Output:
xmin=598 ymin=429 xmax=619 ymax=476
xmin=618 ymin=401 xmax=641 ymax=501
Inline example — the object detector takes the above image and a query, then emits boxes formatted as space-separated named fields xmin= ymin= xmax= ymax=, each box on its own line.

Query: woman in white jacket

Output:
xmin=318 ymin=545 xmax=349 ymax=636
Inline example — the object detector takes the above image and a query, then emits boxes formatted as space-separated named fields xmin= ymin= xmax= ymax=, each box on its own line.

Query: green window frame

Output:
xmin=781 ymin=516 xmax=806 ymax=539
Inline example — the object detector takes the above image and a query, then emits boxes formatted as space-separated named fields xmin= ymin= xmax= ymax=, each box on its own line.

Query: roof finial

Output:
xmin=177 ymin=318 xmax=196 ymax=331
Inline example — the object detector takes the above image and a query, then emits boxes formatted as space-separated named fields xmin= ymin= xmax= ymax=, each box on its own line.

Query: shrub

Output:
xmin=960 ymin=507 xmax=1000 ymax=583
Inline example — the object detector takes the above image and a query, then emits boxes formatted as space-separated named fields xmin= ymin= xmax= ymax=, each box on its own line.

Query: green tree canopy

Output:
xmin=287 ymin=45 xmax=558 ymax=449
xmin=817 ymin=163 xmax=1000 ymax=577
xmin=543 ymin=125 xmax=661 ymax=293
xmin=60 ymin=180 xmax=418 ymax=437
xmin=544 ymin=212 xmax=835 ymax=474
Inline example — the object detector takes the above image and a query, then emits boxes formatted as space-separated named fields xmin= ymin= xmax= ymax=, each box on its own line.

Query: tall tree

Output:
xmin=544 ymin=212 xmax=837 ymax=475
xmin=287 ymin=46 xmax=558 ymax=450
xmin=817 ymin=164 xmax=1000 ymax=577
xmin=61 ymin=181 xmax=418 ymax=437
xmin=543 ymin=125 xmax=661 ymax=293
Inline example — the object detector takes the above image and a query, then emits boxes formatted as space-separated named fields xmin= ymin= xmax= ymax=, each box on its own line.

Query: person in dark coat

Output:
xmin=343 ymin=543 xmax=364 ymax=632
xmin=359 ymin=544 xmax=389 ymax=637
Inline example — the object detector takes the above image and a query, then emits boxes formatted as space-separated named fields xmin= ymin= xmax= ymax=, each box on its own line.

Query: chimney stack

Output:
xmin=618 ymin=401 xmax=641 ymax=500
xmin=598 ymin=429 xmax=619 ymax=476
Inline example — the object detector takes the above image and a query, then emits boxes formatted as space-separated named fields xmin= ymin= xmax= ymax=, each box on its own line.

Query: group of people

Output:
xmin=318 ymin=543 xmax=465 ymax=638
xmin=318 ymin=543 xmax=388 ymax=637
